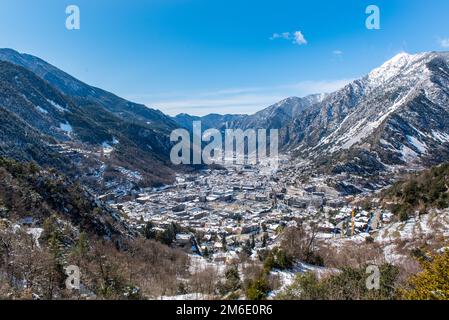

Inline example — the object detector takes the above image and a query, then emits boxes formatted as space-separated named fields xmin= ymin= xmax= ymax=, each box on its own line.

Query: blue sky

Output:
xmin=1 ymin=0 xmax=449 ymax=115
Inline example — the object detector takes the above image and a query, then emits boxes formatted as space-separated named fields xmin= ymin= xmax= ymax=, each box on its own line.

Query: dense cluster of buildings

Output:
xmin=106 ymin=159 xmax=394 ymax=262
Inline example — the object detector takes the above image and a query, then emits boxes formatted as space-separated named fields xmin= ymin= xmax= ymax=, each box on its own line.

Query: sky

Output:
xmin=1 ymin=0 xmax=449 ymax=115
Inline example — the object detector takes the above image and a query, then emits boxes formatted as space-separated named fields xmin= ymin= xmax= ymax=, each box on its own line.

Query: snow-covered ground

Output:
xmin=59 ymin=122 xmax=73 ymax=136
xmin=188 ymin=254 xmax=227 ymax=275
xmin=35 ymin=105 xmax=48 ymax=114
xmin=101 ymin=138 xmax=119 ymax=157
xmin=328 ymin=209 xmax=449 ymax=264
xmin=47 ymin=99 xmax=69 ymax=112
xmin=158 ymin=293 xmax=209 ymax=300
xmin=26 ymin=227 xmax=43 ymax=248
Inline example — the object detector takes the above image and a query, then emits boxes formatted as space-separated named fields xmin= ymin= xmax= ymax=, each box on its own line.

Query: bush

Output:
xmin=217 ymin=266 xmax=241 ymax=296
xmin=280 ymin=224 xmax=324 ymax=266
xmin=277 ymin=272 xmax=325 ymax=300
xmin=245 ymin=273 xmax=270 ymax=300
xmin=263 ymin=248 xmax=293 ymax=272
xmin=401 ymin=250 xmax=449 ymax=300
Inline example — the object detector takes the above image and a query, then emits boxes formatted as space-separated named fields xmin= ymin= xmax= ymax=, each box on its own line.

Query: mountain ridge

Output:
xmin=0 ymin=48 xmax=178 ymax=133
xmin=172 ymin=51 xmax=449 ymax=178
xmin=0 ymin=51 xmax=176 ymax=192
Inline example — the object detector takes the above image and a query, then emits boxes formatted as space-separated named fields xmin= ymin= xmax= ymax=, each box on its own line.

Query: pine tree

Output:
xmin=262 ymin=236 xmax=267 ymax=248
xmin=221 ymin=234 xmax=227 ymax=252
xmin=72 ymin=232 xmax=89 ymax=264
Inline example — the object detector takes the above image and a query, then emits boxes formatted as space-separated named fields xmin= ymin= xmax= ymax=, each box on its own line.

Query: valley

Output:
xmin=1 ymin=48 xmax=449 ymax=300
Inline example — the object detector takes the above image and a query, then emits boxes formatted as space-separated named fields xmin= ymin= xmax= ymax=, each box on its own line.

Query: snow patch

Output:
xmin=60 ymin=122 xmax=73 ymax=136
xmin=26 ymin=228 xmax=43 ymax=248
xmin=400 ymin=145 xmax=418 ymax=162
xmin=47 ymin=99 xmax=69 ymax=112
xmin=35 ymin=106 xmax=48 ymax=114
xmin=379 ymin=139 xmax=396 ymax=150
xmin=101 ymin=138 xmax=118 ymax=156
xmin=407 ymin=135 xmax=427 ymax=154
xmin=117 ymin=167 xmax=142 ymax=182
xmin=432 ymin=130 xmax=449 ymax=143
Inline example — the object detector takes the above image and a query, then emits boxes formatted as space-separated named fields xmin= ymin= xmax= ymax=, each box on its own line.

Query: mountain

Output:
xmin=178 ymin=51 xmax=449 ymax=180
xmin=0 ymin=156 xmax=133 ymax=240
xmin=173 ymin=113 xmax=246 ymax=132
xmin=173 ymin=94 xmax=326 ymax=147
xmin=286 ymin=52 xmax=449 ymax=175
xmin=4 ymin=48 xmax=449 ymax=192
xmin=0 ymin=49 xmax=176 ymax=191
xmin=234 ymin=94 xmax=326 ymax=129
xmin=0 ymin=48 xmax=178 ymax=133
xmin=380 ymin=162 xmax=449 ymax=221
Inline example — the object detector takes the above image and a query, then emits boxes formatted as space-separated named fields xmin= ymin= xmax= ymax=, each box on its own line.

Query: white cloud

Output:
xmin=270 ymin=30 xmax=307 ymax=45
xmin=293 ymin=31 xmax=307 ymax=45
xmin=135 ymin=78 xmax=354 ymax=116
xmin=287 ymin=79 xmax=353 ymax=94
xmin=438 ymin=38 xmax=449 ymax=48
xmin=333 ymin=50 xmax=343 ymax=55
xmin=270 ymin=32 xmax=290 ymax=40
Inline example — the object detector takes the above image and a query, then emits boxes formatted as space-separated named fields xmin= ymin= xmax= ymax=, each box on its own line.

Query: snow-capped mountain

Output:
xmin=286 ymin=51 xmax=449 ymax=175
xmin=173 ymin=94 xmax=327 ymax=145
xmin=234 ymin=94 xmax=326 ymax=130
xmin=177 ymin=51 xmax=449 ymax=177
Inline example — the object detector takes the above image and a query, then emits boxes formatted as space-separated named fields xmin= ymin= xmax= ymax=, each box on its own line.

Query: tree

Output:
xmin=262 ymin=233 xmax=268 ymax=248
xmin=280 ymin=224 xmax=323 ymax=266
xmin=261 ymin=223 xmax=268 ymax=233
xmin=218 ymin=266 xmax=242 ymax=297
xmin=156 ymin=224 xmax=176 ymax=246
xmin=202 ymin=246 xmax=210 ymax=258
xmin=221 ymin=234 xmax=227 ymax=252
xmin=263 ymin=247 xmax=293 ymax=272
xmin=242 ymin=239 xmax=252 ymax=256
xmin=143 ymin=221 xmax=156 ymax=240
xmin=246 ymin=273 xmax=270 ymax=300
xmin=72 ymin=232 xmax=89 ymax=265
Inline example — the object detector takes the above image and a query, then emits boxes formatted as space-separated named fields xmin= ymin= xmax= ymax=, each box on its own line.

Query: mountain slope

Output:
xmin=0 ymin=156 xmax=189 ymax=300
xmin=381 ymin=162 xmax=449 ymax=220
xmin=286 ymin=52 xmax=449 ymax=175
xmin=0 ymin=157 xmax=132 ymax=240
xmin=173 ymin=94 xmax=325 ymax=147
xmin=0 ymin=56 xmax=175 ymax=191
xmin=234 ymin=94 xmax=326 ymax=130
xmin=173 ymin=113 xmax=246 ymax=132
xmin=175 ymin=51 xmax=449 ymax=184
xmin=0 ymin=48 xmax=178 ymax=134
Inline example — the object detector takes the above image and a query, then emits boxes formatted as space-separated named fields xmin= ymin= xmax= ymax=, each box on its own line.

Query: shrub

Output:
xmin=245 ymin=273 xmax=270 ymax=300
xmin=401 ymin=250 xmax=449 ymax=300
xmin=217 ymin=266 xmax=242 ymax=296
xmin=263 ymin=248 xmax=293 ymax=272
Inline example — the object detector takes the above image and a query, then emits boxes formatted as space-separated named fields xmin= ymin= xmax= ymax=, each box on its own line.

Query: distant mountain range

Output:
xmin=175 ymin=52 xmax=449 ymax=177
xmin=1 ymin=48 xmax=449 ymax=193
xmin=287 ymin=52 xmax=449 ymax=176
